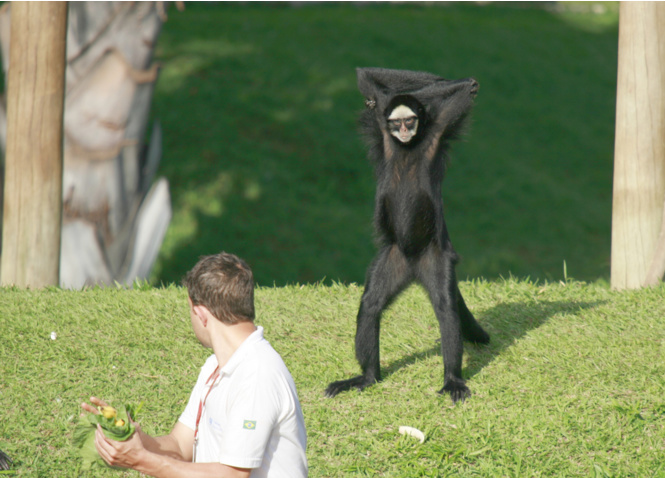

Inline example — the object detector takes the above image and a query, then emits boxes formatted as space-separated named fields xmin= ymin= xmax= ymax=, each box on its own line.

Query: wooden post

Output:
xmin=0 ymin=2 xmax=68 ymax=287
xmin=611 ymin=2 xmax=665 ymax=289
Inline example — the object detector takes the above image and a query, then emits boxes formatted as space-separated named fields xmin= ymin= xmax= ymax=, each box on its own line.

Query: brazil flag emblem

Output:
xmin=243 ymin=420 xmax=257 ymax=430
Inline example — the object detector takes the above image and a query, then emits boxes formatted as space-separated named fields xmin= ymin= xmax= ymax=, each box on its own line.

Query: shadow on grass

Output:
xmin=150 ymin=2 xmax=619 ymax=287
xmin=380 ymin=299 xmax=606 ymax=384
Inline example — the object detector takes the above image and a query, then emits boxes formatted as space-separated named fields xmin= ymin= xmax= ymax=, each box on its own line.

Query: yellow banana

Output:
xmin=99 ymin=406 xmax=117 ymax=419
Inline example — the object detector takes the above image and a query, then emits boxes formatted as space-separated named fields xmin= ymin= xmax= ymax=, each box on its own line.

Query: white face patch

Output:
xmin=387 ymin=105 xmax=419 ymax=143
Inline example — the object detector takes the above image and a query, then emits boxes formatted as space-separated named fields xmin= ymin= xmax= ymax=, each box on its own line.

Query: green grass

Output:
xmin=150 ymin=2 xmax=620 ymax=287
xmin=2 ymin=280 xmax=664 ymax=477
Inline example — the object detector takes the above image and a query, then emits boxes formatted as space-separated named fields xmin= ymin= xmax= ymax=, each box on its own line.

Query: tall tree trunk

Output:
xmin=0 ymin=2 xmax=67 ymax=288
xmin=0 ymin=2 xmax=173 ymax=289
xmin=611 ymin=1 xmax=665 ymax=289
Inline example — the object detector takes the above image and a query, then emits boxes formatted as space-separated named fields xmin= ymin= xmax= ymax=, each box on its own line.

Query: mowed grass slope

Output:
xmin=150 ymin=2 xmax=619 ymax=287
xmin=1 ymin=280 xmax=664 ymax=477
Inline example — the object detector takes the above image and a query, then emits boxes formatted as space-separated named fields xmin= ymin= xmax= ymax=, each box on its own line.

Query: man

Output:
xmin=81 ymin=252 xmax=308 ymax=478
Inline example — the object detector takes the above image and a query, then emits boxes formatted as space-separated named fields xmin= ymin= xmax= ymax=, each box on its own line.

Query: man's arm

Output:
xmin=94 ymin=425 xmax=251 ymax=478
xmin=81 ymin=397 xmax=251 ymax=478
xmin=81 ymin=397 xmax=189 ymax=459
xmin=134 ymin=421 xmax=193 ymax=461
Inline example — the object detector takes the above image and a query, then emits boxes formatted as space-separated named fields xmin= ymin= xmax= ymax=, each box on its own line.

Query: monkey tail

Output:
xmin=457 ymin=288 xmax=490 ymax=344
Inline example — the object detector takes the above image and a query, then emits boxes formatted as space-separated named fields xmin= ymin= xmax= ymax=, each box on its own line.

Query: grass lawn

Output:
xmin=150 ymin=1 xmax=620 ymax=287
xmin=1 ymin=280 xmax=664 ymax=477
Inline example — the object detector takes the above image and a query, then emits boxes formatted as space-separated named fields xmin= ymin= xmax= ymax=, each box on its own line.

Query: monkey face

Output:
xmin=387 ymin=104 xmax=419 ymax=144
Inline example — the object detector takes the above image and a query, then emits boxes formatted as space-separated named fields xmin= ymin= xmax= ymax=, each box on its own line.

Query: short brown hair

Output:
xmin=183 ymin=252 xmax=255 ymax=324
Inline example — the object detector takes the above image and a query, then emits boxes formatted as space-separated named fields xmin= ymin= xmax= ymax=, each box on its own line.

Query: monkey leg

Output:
xmin=457 ymin=284 xmax=490 ymax=344
xmin=325 ymin=245 xmax=411 ymax=398
xmin=416 ymin=247 xmax=470 ymax=403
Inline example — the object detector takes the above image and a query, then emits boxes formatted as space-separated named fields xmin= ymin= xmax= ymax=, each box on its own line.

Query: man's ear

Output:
xmin=192 ymin=304 xmax=211 ymax=327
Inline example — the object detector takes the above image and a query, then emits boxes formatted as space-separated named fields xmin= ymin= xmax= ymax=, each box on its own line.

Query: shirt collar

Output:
xmin=219 ymin=325 xmax=263 ymax=376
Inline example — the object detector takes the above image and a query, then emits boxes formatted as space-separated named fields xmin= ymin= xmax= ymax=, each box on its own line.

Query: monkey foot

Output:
xmin=325 ymin=375 xmax=377 ymax=398
xmin=438 ymin=378 xmax=471 ymax=404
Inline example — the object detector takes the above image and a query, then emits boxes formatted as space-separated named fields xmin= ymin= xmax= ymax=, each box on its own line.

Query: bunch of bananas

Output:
xmin=99 ymin=405 xmax=126 ymax=427
xmin=73 ymin=402 xmax=142 ymax=470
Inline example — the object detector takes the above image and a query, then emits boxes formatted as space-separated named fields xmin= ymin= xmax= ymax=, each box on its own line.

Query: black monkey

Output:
xmin=0 ymin=449 xmax=11 ymax=471
xmin=325 ymin=68 xmax=490 ymax=403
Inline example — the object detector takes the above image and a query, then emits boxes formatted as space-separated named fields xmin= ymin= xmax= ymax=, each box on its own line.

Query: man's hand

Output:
xmin=94 ymin=424 xmax=145 ymax=469
xmin=81 ymin=396 xmax=149 ymax=441
xmin=80 ymin=396 xmax=107 ymax=416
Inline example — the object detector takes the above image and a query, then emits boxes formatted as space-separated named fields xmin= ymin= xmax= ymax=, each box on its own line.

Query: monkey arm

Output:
xmin=357 ymin=67 xmax=443 ymax=94
xmin=356 ymin=68 xmax=478 ymax=163
xmin=423 ymin=78 xmax=479 ymax=146
xmin=356 ymin=68 xmax=477 ymax=137
xmin=357 ymin=67 xmax=446 ymax=110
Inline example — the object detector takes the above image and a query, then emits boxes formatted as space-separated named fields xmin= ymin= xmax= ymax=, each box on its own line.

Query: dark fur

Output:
xmin=0 ymin=449 xmax=11 ymax=471
xmin=325 ymin=68 xmax=490 ymax=403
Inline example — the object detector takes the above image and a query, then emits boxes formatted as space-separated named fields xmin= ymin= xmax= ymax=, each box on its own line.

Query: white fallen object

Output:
xmin=398 ymin=426 xmax=425 ymax=443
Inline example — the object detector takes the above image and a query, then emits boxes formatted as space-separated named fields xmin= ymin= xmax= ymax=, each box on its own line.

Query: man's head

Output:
xmin=183 ymin=252 xmax=255 ymax=325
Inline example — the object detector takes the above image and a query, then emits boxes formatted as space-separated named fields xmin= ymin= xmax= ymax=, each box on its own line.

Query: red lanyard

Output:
xmin=193 ymin=365 xmax=220 ymax=461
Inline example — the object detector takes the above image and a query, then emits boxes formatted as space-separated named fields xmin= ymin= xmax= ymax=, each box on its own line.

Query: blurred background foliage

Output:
xmin=149 ymin=1 xmax=620 ymax=287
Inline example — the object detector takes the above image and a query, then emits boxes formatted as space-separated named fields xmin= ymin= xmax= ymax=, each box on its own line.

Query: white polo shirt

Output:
xmin=179 ymin=326 xmax=308 ymax=477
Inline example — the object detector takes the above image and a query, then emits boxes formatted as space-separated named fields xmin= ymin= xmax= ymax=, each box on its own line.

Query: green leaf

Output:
xmin=73 ymin=404 xmax=137 ymax=470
